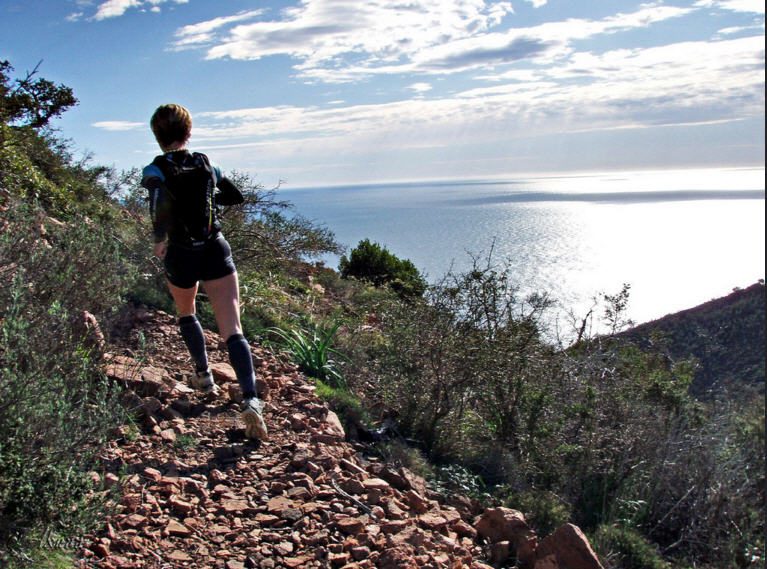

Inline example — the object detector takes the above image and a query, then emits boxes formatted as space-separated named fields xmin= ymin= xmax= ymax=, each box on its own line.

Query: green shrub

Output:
xmin=363 ymin=257 xmax=556 ymax=461
xmin=0 ymin=274 xmax=126 ymax=557
xmin=174 ymin=434 xmax=198 ymax=450
xmin=594 ymin=525 xmax=671 ymax=569
xmin=431 ymin=463 xmax=491 ymax=503
xmin=505 ymin=490 xmax=572 ymax=538
xmin=0 ymin=203 xmax=130 ymax=558
xmin=314 ymin=379 xmax=370 ymax=429
xmin=374 ymin=440 xmax=433 ymax=480
xmin=2 ymin=538 xmax=78 ymax=569
xmin=339 ymin=239 xmax=426 ymax=298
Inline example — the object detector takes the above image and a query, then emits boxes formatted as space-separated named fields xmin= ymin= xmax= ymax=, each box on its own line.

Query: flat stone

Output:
xmin=166 ymin=520 xmax=192 ymax=537
xmin=168 ymin=495 xmax=195 ymax=515
xmin=381 ymin=520 xmax=409 ymax=534
xmin=267 ymin=496 xmax=294 ymax=514
xmin=362 ymin=478 xmax=390 ymax=491
xmin=535 ymin=523 xmax=604 ymax=569
xmin=160 ymin=428 xmax=177 ymax=442
xmin=168 ymin=550 xmax=192 ymax=562
xmin=453 ymin=519 xmax=477 ymax=538
xmin=143 ymin=467 xmax=163 ymax=482
xmin=474 ymin=507 xmax=530 ymax=545
xmin=403 ymin=490 xmax=429 ymax=514
xmin=340 ymin=459 xmax=367 ymax=476
xmin=328 ymin=552 xmax=351 ymax=566
xmin=418 ymin=513 xmax=448 ymax=530
xmin=337 ymin=517 xmax=366 ymax=535
xmin=286 ymin=486 xmax=309 ymax=499
xmin=281 ymin=508 xmax=304 ymax=523
xmin=284 ymin=556 xmax=314 ymax=568
xmin=122 ymin=514 xmax=147 ymax=528
xmin=325 ymin=411 xmax=345 ymax=437
xmin=274 ymin=541 xmax=294 ymax=556
xmin=220 ymin=499 xmax=251 ymax=513
xmin=121 ymin=494 xmax=143 ymax=512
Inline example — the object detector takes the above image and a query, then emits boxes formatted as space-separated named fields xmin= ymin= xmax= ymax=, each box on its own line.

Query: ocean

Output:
xmin=279 ymin=167 xmax=765 ymax=329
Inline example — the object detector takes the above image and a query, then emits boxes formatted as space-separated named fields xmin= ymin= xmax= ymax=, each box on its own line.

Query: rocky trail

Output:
xmin=76 ymin=306 xmax=605 ymax=569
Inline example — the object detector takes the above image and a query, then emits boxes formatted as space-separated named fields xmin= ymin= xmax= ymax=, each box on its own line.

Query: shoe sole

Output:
xmin=242 ymin=408 xmax=268 ymax=441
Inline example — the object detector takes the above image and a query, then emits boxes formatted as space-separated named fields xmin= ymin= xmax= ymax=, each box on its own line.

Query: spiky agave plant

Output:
xmin=267 ymin=321 xmax=346 ymax=388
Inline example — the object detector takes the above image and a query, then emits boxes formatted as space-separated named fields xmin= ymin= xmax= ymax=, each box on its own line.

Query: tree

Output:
xmin=0 ymin=60 xmax=77 ymax=129
xmin=339 ymin=239 xmax=426 ymax=297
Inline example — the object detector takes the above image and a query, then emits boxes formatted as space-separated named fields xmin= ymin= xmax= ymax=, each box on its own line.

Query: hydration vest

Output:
xmin=152 ymin=151 xmax=221 ymax=243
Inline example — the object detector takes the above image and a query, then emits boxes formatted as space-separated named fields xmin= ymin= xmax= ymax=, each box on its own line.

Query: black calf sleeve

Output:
xmin=179 ymin=315 xmax=209 ymax=372
xmin=226 ymin=333 xmax=257 ymax=399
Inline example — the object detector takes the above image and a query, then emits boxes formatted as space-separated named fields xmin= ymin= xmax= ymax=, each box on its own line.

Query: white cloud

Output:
xmin=92 ymin=120 xmax=144 ymax=131
xmin=174 ymin=10 xmax=265 ymax=49
xmin=408 ymin=82 xmax=433 ymax=93
xmin=524 ymin=0 xmax=547 ymax=7
xmin=93 ymin=0 xmax=140 ymax=20
xmin=91 ymin=0 xmax=186 ymax=20
xmin=177 ymin=2 xmax=695 ymax=82
xmin=718 ymin=0 xmax=765 ymax=14
xmin=186 ymin=33 xmax=763 ymax=158
xmin=183 ymin=0 xmax=516 ymax=76
xmin=716 ymin=24 xmax=764 ymax=36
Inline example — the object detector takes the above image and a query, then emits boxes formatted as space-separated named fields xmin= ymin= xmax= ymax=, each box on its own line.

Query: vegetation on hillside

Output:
xmin=0 ymin=60 xmax=763 ymax=569
xmin=1 ymin=61 xmax=133 ymax=566
xmin=340 ymin=238 xmax=427 ymax=298
xmin=621 ymin=281 xmax=765 ymax=397
xmin=336 ymin=256 xmax=764 ymax=568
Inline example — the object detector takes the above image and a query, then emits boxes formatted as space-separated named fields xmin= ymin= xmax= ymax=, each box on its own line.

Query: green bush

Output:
xmin=339 ymin=239 xmax=426 ymax=298
xmin=595 ymin=525 xmax=671 ymax=569
xmin=314 ymin=379 xmax=370 ymax=430
xmin=374 ymin=440 xmax=433 ymax=480
xmin=505 ymin=490 xmax=572 ymax=538
xmin=361 ymin=257 xmax=556 ymax=461
xmin=0 ymin=203 xmax=130 ymax=559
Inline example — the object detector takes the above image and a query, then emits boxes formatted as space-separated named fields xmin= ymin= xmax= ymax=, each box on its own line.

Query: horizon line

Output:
xmin=279 ymin=165 xmax=766 ymax=192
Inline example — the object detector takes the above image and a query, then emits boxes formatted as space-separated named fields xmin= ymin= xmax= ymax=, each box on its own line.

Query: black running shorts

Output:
xmin=163 ymin=233 xmax=236 ymax=289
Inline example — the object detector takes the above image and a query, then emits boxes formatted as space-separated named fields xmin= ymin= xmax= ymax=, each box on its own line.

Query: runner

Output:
xmin=141 ymin=103 xmax=268 ymax=441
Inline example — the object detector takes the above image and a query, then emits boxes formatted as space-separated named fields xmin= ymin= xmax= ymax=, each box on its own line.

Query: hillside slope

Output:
xmin=76 ymin=306 xmax=605 ymax=569
xmin=623 ymin=281 xmax=765 ymax=396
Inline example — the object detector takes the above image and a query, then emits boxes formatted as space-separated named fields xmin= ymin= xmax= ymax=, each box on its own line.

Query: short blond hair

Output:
xmin=150 ymin=104 xmax=192 ymax=150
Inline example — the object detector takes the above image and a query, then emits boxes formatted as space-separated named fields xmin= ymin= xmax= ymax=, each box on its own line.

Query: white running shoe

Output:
xmin=242 ymin=397 xmax=268 ymax=441
xmin=190 ymin=369 xmax=218 ymax=395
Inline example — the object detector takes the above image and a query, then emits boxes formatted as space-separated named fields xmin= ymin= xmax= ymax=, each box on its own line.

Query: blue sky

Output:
xmin=1 ymin=0 xmax=764 ymax=187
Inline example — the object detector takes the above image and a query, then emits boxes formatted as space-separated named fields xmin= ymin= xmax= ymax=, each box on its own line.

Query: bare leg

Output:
xmin=203 ymin=272 xmax=267 ymax=440
xmin=167 ymin=280 xmax=198 ymax=317
xmin=201 ymin=272 xmax=242 ymax=340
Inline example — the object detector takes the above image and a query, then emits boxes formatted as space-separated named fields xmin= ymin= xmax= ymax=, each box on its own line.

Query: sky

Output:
xmin=1 ymin=0 xmax=764 ymax=188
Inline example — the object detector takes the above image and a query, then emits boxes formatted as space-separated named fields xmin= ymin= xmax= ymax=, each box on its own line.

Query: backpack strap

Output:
xmin=150 ymin=154 xmax=180 ymax=200
xmin=194 ymin=152 xmax=218 ymax=187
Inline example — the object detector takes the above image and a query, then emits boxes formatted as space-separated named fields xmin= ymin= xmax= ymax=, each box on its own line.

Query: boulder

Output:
xmin=475 ymin=507 xmax=531 ymax=544
xmin=534 ymin=524 xmax=604 ymax=569
xmin=210 ymin=362 xmax=237 ymax=383
xmin=325 ymin=410 xmax=346 ymax=438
